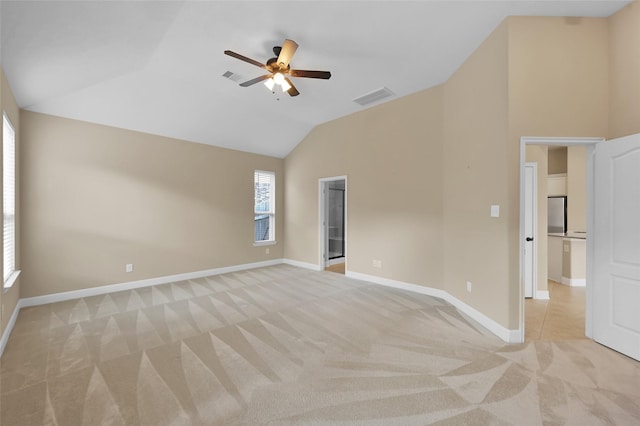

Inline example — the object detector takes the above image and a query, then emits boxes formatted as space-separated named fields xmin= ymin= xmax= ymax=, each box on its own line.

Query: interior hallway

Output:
xmin=526 ymin=280 xmax=586 ymax=341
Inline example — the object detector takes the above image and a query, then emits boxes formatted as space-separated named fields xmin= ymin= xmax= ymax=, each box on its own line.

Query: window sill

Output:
xmin=253 ymin=240 xmax=276 ymax=247
xmin=3 ymin=270 xmax=21 ymax=292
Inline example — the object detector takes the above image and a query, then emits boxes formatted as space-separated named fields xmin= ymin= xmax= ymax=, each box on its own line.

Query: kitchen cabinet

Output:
xmin=548 ymin=235 xmax=564 ymax=283
xmin=548 ymin=234 xmax=586 ymax=286
xmin=562 ymin=237 xmax=586 ymax=286
xmin=547 ymin=174 xmax=567 ymax=196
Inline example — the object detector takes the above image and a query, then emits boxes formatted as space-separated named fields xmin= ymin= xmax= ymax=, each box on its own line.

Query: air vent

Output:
xmin=222 ymin=71 xmax=242 ymax=82
xmin=353 ymin=87 xmax=395 ymax=106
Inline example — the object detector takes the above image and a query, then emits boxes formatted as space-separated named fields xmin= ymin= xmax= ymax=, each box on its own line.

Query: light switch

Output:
xmin=490 ymin=205 xmax=500 ymax=218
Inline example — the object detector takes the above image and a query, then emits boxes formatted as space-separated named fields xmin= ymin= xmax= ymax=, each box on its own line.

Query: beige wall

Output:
xmin=566 ymin=146 xmax=587 ymax=232
xmin=284 ymin=86 xmax=445 ymax=289
xmin=1 ymin=68 xmax=21 ymax=337
xmin=609 ymin=1 xmax=640 ymax=139
xmin=20 ymin=111 xmax=284 ymax=297
xmin=548 ymin=147 xmax=567 ymax=175
xmin=443 ymin=21 xmax=511 ymax=326
xmin=507 ymin=16 xmax=609 ymax=327
xmin=525 ymin=145 xmax=549 ymax=294
xmin=508 ymin=17 xmax=609 ymax=140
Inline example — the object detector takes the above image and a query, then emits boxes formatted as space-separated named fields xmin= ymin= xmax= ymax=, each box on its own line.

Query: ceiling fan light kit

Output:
xmin=224 ymin=39 xmax=331 ymax=97
xmin=264 ymin=78 xmax=276 ymax=91
xmin=263 ymin=74 xmax=291 ymax=93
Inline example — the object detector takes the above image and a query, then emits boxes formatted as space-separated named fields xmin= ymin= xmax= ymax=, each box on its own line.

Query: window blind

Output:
xmin=3 ymin=113 xmax=16 ymax=283
xmin=254 ymin=171 xmax=275 ymax=242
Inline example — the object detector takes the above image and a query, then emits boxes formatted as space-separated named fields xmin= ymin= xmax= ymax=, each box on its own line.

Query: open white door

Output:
xmin=593 ymin=133 xmax=640 ymax=361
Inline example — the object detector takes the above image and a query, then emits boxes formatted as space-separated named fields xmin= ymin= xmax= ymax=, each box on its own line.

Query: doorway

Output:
xmin=319 ymin=177 xmax=347 ymax=274
xmin=519 ymin=137 xmax=602 ymax=343
xmin=524 ymin=145 xmax=589 ymax=341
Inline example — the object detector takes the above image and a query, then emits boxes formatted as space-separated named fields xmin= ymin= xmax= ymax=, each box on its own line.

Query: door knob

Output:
xmin=526 ymin=237 xmax=534 ymax=242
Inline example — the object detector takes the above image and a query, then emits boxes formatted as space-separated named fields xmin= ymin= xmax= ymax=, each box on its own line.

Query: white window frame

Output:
xmin=3 ymin=112 xmax=20 ymax=290
xmin=254 ymin=170 xmax=276 ymax=246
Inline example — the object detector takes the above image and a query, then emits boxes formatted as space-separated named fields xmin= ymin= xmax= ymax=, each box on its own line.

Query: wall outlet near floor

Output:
xmin=467 ymin=281 xmax=473 ymax=292
xmin=126 ymin=263 xmax=134 ymax=273
xmin=372 ymin=259 xmax=382 ymax=268
xmin=265 ymin=247 xmax=270 ymax=255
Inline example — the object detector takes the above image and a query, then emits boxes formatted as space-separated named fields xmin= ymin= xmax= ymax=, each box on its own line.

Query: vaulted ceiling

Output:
xmin=1 ymin=1 xmax=629 ymax=158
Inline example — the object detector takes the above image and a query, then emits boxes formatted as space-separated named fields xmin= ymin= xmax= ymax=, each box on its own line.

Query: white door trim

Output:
xmin=318 ymin=176 xmax=348 ymax=269
xmin=524 ymin=162 xmax=537 ymax=299
xmin=518 ymin=137 xmax=603 ymax=343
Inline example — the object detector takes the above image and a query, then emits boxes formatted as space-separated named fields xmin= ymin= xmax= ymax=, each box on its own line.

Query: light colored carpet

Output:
xmin=1 ymin=264 xmax=639 ymax=425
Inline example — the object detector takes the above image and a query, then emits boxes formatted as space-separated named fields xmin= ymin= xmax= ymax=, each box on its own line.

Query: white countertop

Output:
xmin=548 ymin=232 xmax=586 ymax=239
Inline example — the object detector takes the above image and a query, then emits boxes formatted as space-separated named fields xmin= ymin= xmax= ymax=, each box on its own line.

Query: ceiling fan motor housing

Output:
xmin=266 ymin=57 xmax=290 ymax=73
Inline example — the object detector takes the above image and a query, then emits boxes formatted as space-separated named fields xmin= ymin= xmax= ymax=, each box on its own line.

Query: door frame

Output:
xmin=318 ymin=176 xmax=348 ymax=269
xmin=518 ymin=137 xmax=603 ymax=343
xmin=523 ymin=162 xmax=538 ymax=299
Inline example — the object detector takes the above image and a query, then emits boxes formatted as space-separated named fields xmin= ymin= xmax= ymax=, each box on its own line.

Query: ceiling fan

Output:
xmin=224 ymin=39 xmax=331 ymax=97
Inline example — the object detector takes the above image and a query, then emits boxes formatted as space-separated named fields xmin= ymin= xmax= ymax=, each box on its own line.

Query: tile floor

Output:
xmin=324 ymin=262 xmax=345 ymax=274
xmin=525 ymin=280 xmax=586 ymax=341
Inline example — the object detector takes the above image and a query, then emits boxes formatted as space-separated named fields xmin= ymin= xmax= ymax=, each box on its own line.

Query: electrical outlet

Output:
xmin=467 ymin=281 xmax=472 ymax=292
xmin=372 ymin=260 xmax=382 ymax=268
xmin=265 ymin=247 xmax=270 ymax=255
xmin=126 ymin=263 xmax=134 ymax=273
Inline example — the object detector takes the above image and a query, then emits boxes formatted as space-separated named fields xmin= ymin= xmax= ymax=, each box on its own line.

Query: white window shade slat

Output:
xmin=254 ymin=170 xmax=275 ymax=242
xmin=3 ymin=113 xmax=16 ymax=283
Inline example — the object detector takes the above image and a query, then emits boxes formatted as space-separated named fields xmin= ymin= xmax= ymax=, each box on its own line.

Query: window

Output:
xmin=254 ymin=170 xmax=275 ymax=244
xmin=3 ymin=112 xmax=18 ymax=288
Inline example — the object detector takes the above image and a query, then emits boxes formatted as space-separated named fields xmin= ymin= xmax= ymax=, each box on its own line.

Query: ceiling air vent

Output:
xmin=222 ymin=71 xmax=242 ymax=82
xmin=353 ymin=87 xmax=395 ymax=106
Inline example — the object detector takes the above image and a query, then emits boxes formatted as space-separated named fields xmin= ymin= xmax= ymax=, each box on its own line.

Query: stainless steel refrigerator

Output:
xmin=548 ymin=196 xmax=567 ymax=234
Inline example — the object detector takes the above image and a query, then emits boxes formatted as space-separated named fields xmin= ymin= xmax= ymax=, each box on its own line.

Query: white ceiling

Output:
xmin=0 ymin=1 xmax=629 ymax=158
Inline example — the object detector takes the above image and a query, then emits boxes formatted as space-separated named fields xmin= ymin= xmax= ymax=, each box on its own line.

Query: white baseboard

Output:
xmin=535 ymin=290 xmax=550 ymax=300
xmin=346 ymin=271 xmax=518 ymax=343
xmin=327 ymin=257 xmax=345 ymax=266
xmin=562 ymin=277 xmax=586 ymax=287
xmin=20 ymin=259 xmax=284 ymax=309
xmin=346 ymin=271 xmax=448 ymax=299
xmin=0 ymin=298 xmax=23 ymax=356
xmin=282 ymin=258 xmax=322 ymax=271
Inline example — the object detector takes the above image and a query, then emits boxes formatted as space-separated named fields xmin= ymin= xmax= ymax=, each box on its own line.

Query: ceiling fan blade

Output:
xmin=224 ymin=50 xmax=266 ymax=69
xmin=277 ymin=39 xmax=298 ymax=69
xmin=239 ymin=74 xmax=272 ymax=87
xmin=289 ymin=69 xmax=331 ymax=79
xmin=285 ymin=78 xmax=300 ymax=97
